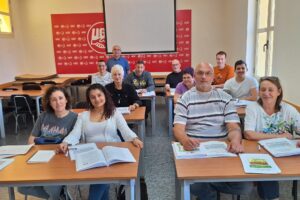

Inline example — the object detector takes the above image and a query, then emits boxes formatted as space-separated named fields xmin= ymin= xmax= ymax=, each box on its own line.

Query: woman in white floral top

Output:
xmin=244 ymin=76 xmax=300 ymax=200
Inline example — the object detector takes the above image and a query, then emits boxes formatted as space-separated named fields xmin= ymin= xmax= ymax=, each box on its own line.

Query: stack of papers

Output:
xmin=172 ymin=141 xmax=237 ymax=159
xmin=0 ymin=144 xmax=34 ymax=157
xmin=28 ymin=150 xmax=55 ymax=163
xmin=170 ymin=88 xmax=175 ymax=96
xmin=258 ymin=138 xmax=300 ymax=157
xmin=140 ymin=91 xmax=156 ymax=97
xmin=239 ymin=153 xmax=281 ymax=174
xmin=116 ymin=107 xmax=130 ymax=114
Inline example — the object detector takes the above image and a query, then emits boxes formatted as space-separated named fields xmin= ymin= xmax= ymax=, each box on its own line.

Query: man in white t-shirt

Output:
xmin=223 ymin=60 xmax=258 ymax=100
xmin=91 ymin=60 xmax=113 ymax=86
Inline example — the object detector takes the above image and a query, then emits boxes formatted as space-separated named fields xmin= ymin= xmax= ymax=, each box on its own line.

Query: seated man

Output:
xmin=165 ymin=59 xmax=183 ymax=91
xmin=173 ymin=62 xmax=252 ymax=200
xmin=213 ymin=51 xmax=234 ymax=88
xmin=91 ymin=59 xmax=113 ymax=86
xmin=125 ymin=60 xmax=155 ymax=118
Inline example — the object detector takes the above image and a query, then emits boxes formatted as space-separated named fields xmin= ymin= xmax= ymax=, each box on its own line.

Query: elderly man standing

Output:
xmin=107 ymin=45 xmax=130 ymax=77
xmin=173 ymin=62 xmax=252 ymax=200
xmin=125 ymin=60 xmax=155 ymax=119
xmin=213 ymin=51 xmax=234 ymax=88
xmin=165 ymin=59 xmax=183 ymax=91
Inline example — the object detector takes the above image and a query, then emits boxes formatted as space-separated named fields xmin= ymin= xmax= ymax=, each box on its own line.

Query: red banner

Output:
xmin=52 ymin=10 xmax=191 ymax=74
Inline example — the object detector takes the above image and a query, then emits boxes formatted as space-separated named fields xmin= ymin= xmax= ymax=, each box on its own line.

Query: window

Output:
xmin=254 ymin=0 xmax=275 ymax=77
xmin=0 ymin=0 xmax=13 ymax=35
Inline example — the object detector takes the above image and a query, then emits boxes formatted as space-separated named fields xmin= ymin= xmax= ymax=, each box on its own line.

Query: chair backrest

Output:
xmin=75 ymin=101 xmax=89 ymax=109
xmin=11 ymin=94 xmax=35 ymax=114
xmin=22 ymin=83 xmax=42 ymax=90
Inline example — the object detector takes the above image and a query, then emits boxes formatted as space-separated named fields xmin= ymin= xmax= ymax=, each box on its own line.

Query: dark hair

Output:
xmin=86 ymin=84 xmax=115 ymax=119
xmin=216 ymin=51 xmax=227 ymax=57
xmin=234 ymin=60 xmax=247 ymax=70
xmin=136 ymin=60 xmax=144 ymax=65
xmin=42 ymin=86 xmax=72 ymax=112
xmin=258 ymin=76 xmax=283 ymax=112
xmin=182 ymin=67 xmax=194 ymax=77
xmin=98 ymin=59 xmax=106 ymax=63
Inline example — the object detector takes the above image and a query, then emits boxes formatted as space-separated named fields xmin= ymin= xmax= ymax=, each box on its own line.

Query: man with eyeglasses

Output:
xmin=173 ymin=62 xmax=252 ymax=200
xmin=107 ymin=45 xmax=130 ymax=77
xmin=91 ymin=60 xmax=113 ymax=86
xmin=165 ymin=59 xmax=183 ymax=91
xmin=213 ymin=51 xmax=234 ymax=88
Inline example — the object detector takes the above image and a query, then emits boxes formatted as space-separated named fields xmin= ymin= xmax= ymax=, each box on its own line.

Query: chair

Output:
xmin=75 ymin=101 xmax=89 ymax=109
xmin=292 ymin=180 xmax=298 ymax=200
xmin=11 ymin=94 xmax=36 ymax=133
xmin=22 ymin=83 xmax=42 ymax=90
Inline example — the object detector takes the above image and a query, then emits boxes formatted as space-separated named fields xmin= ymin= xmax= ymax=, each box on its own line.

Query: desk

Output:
xmin=175 ymin=140 xmax=300 ymax=200
xmin=139 ymin=93 xmax=156 ymax=135
xmin=0 ymin=85 xmax=50 ymax=138
xmin=11 ymin=77 xmax=75 ymax=86
xmin=165 ymin=91 xmax=247 ymax=137
xmin=0 ymin=142 xmax=141 ymax=200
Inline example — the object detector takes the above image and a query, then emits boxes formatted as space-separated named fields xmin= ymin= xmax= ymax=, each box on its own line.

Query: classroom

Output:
xmin=0 ymin=0 xmax=300 ymax=200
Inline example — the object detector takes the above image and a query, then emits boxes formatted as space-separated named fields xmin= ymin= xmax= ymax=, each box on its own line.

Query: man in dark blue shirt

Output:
xmin=107 ymin=45 xmax=130 ymax=77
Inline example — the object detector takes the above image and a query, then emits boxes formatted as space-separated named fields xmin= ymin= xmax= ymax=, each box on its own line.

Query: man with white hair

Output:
xmin=107 ymin=45 xmax=130 ymax=77
xmin=173 ymin=62 xmax=252 ymax=199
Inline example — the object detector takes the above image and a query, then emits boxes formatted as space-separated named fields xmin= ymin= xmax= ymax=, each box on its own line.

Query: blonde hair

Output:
xmin=111 ymin=64 xmax=124 ymax=77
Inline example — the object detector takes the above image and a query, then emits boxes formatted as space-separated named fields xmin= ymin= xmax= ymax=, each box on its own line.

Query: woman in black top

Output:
xmin=106 ymin=64 xmax=142 ymax=111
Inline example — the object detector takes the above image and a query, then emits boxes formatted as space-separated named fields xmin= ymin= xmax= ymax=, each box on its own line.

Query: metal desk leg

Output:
xmin=8 ymin=187 xmax=15 ymax=200
xmin=35 ymin=96 xmax=42 ymax=116
xmin=151 ymin=96 xmax=156 ymax=135
xmin=0 ymin=98 xmax=5 ymax=138
xmin=138 ymin=120 xmax=145 ymax=177
xmin=181 ymin=180 xmax=190 ymax=200
xmin=130 ymin=179 xmax=136 ymax=200
xmin=168 ymin=97 xmax=173 ymax=137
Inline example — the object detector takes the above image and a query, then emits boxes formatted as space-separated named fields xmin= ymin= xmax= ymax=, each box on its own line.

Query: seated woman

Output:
xmin=59 ymin=83 xmax=143 ymax=200
xmin=18 ymin=86 xmax=78 ymax=200
xmin=244 ymin=76 xmax=300 ymax=200
xmin=174 ymin=67 xmax=195 ymax=104
xmin=105 ymin=64 xmax=142 ymax=111
xmin=223 ymin=60 xmax=258 ymax=101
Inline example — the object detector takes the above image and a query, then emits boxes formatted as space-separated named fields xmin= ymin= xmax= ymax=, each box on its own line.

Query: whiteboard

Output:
xmin=103 ymin=0 xmax=176 ymax=54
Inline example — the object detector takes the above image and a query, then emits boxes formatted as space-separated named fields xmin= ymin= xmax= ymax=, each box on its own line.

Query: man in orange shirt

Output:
xmin=213 ymin=51 xmax=234 ymax=88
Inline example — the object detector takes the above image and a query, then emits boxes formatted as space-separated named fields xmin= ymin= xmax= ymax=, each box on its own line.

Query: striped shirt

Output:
xmin=174 ymin=87 xmax=239 ymax=138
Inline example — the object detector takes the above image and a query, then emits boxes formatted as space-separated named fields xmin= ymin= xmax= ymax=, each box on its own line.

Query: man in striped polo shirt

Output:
xmin=173 ymin=62 xmax=252 ymax=200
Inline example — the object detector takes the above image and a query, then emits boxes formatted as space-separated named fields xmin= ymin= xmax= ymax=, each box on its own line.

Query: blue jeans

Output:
xmin=18 ymin=185 xmax=62 ymax=200
xmin=190 ymin=182 xmax=253 ymax=200
xmin=257 ymin=181 xmax=279 ymax=199
xmin=88 ymin=184 xmax=110 ymax=200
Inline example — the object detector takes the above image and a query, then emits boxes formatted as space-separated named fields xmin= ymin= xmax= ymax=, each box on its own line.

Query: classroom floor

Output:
xmin=0 ymin=96 xmax=298 ymax=200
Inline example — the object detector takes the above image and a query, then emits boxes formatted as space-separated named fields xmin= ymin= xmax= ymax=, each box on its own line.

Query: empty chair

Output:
xmin=11 ymin=94 xmax=36 ymax=133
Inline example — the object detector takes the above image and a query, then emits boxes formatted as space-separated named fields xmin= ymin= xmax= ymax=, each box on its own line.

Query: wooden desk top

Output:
xmin=71 ymin=107 xmax=146 ymax=122
xmin=151 ymin=72 xmax=169 ymax=79
xmin=175 ymin=140 xmax=300 ymax=180
xmin=12 ymin=77 xmax=75 ymax=86
xmin=0 ymin=85 xmax=50 ymax=99
xmin=0 ymin=142 xmax=140 ymax=185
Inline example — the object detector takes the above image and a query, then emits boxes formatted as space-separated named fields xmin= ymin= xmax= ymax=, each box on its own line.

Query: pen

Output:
xmin=257 ymin=145 xmax=261 ymax=151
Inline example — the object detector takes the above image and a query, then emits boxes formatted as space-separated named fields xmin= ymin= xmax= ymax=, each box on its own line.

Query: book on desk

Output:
xmin=68 ymin=143 xmax=136 ymax=172
xmin=172 ymin=141 xmax=237 ymax=159
xmin=258 ymin=138 xmax=300 ymax=157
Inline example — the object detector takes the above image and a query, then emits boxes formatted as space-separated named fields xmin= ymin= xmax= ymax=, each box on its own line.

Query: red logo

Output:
xmin=87 ymin=22 xmax=106 ymax=54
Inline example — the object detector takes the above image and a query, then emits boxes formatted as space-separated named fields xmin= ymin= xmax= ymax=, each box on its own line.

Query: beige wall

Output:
xmin=272 ymin=0 xmax=300 ymax=104
xmin=0 ymin=0 xmax=249 ymax=84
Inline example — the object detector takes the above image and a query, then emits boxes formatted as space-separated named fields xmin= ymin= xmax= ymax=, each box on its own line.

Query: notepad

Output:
xmin=0 ymin=144 xmax=33 ymax=155
xmin=28 ymin=150 xmax=55 ymax=163
xmin=116 ymin=107 xmax=131 ymax=114
xmin=0 ymin=159 xmax=14 ymax=170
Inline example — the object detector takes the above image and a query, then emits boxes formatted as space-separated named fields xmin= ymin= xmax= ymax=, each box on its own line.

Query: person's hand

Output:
xmin=141 ymin=89 xmax=147 ymax=93
xmin=182 ymin=137 xmax=200 ymax=151
xmin=279 ymin=132 xmax=293 ymax=140
xmin=227 ymin=140 xmax=244 ymax=153
xmin=165 ymin=84 xmax=170 ymax=91
xmin=132 ymin=138 xmax=143 ymax=148
xmin=57 ymin=142 xmax=68 ymax=154
xmin=129 ymin=105 xmax=136 ymax=111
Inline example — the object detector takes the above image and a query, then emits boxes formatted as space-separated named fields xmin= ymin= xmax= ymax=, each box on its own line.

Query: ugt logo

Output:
xmin=87 ymin=22 xmax=106 ymax=54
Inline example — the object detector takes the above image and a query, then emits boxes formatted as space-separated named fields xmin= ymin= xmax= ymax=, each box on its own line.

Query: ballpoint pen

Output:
xmin=257 ymin=144 xmax=261 ymax=151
